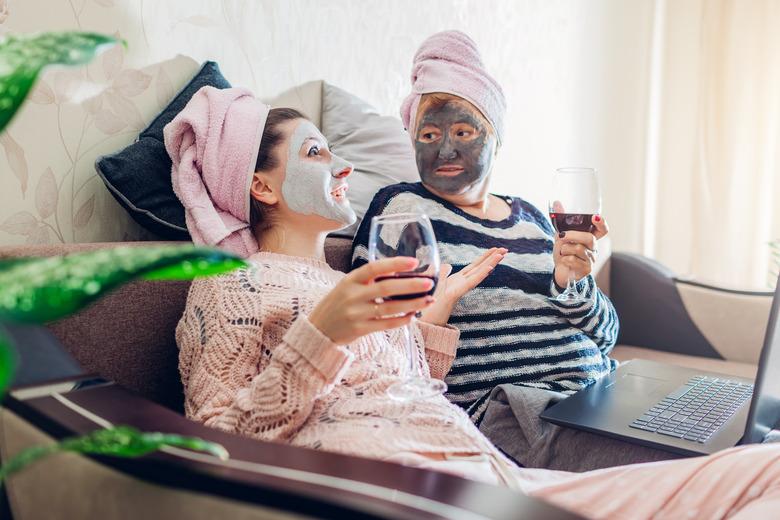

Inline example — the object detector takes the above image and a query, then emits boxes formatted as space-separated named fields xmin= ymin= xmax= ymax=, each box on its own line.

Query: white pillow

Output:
xmin=320 ymin=82 xmax=419 ymax=237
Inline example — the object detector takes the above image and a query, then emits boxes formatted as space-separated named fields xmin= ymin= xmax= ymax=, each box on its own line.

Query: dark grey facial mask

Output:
xmin=414 ymin=102 xmax=496 ymax=194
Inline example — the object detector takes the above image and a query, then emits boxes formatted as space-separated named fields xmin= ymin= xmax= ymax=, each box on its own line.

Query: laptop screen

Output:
xmin=743 ymin=276 xmax=780 ymax=444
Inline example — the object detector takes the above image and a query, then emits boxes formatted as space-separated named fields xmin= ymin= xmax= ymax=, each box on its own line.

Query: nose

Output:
xmin=438 ymin=137 xmax=458 ymax=161
xmin=333 ymin=166 xmax=353 ymax=179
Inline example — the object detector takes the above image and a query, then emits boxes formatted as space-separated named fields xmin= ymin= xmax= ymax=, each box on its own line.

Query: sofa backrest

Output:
xmin=0 ymin=238 xmax=353 ymax=412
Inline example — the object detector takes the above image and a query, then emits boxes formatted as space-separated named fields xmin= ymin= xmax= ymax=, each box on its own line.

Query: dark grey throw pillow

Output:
xmin=95 ymin=61 xmax=231 ymax=239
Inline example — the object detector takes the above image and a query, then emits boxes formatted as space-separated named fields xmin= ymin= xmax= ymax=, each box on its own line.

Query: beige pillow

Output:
xmin=320 ymin=82 xmax=419 ymax=237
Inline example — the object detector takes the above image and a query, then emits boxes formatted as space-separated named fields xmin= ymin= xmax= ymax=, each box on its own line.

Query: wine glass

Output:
xmin=548 ymin=167 xmax=602 ymax=302
xmin=368 ymin=213 xmax=448 ymax=401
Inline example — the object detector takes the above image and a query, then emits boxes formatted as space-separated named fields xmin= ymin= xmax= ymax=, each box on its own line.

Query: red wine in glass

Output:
xmin=367 ymin=212 xmax=447 ymax=401
xmin=374 ymin=273 xmax=438 ymax=300
xmin=549 ymin=213 xmax=595 ymax=233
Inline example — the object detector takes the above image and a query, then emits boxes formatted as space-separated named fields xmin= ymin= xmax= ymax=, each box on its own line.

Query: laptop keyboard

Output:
xmin=629 ymin=375 xmax=753 ymax=443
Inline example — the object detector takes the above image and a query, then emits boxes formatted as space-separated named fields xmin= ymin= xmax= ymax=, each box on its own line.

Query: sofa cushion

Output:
xmin=611 ymin=345 xmax=757 ymax=379
xmin=0 ymin=239 xmax=354 ymax=411
xmin=95 ymin=61 xmax=231 ymax=240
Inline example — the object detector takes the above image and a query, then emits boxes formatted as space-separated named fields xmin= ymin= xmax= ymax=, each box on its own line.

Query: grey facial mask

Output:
xmin=414 ymin=101 xmax=496 ymax=194
xmin=281 ymin=120 xmax=357 ymax=227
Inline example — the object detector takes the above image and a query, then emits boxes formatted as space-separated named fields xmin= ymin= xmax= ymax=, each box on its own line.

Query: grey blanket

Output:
xmin=478 ymin=384 xmax=680 ymax=472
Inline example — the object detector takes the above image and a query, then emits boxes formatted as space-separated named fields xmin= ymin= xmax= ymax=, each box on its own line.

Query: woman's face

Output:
xmin=414 ymin=95 xmax=497 ymax=196
xmin=263 ymin=118 xmax=357 ymax=230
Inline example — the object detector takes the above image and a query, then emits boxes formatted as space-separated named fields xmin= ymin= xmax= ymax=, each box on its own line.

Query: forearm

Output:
xmin=417 ymin=320 xmax=460 ymax=380
xmin=198 ymin=317 xmax=354 ymax=442
xmin=549 ymin=275 xmax=619 ymax=353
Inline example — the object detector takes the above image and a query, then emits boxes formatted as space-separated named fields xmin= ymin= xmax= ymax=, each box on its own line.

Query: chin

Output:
xmin=322 ymin=207 xmax=357 ymax=232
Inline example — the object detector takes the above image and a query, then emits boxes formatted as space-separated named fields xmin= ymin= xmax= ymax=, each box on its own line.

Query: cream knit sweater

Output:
xmin=176 ymin=252 xmax=499 ymax=460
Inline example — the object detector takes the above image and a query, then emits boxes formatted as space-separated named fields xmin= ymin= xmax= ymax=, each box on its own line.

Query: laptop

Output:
xmin=540 ymin=276 xmax=780 ymax=456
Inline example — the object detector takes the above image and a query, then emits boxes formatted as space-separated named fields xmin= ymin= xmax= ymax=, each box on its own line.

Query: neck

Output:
xmin=423 ymin=178 xmax=491 ymax=213
xmin=256 ymin=222 xmax=327 ymax=261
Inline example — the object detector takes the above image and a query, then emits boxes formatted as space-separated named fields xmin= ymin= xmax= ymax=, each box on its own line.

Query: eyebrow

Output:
xmin=300 ymin=137 xmax=331 ymax=149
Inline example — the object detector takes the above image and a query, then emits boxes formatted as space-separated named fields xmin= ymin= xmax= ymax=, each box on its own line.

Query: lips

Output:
xmin=435 ymin=164 xmax=465 ymax=176
xmin=330 ymin=182 xmax=349 ymax=201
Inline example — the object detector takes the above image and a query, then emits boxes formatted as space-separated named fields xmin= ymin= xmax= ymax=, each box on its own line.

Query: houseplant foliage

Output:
xmin=0 ymin=31 xmax=241 ymax=481
xmin=0 ymin=31 xmax=124 ymax=133
xmin=0 ymin=245 xmax=244 ymax=481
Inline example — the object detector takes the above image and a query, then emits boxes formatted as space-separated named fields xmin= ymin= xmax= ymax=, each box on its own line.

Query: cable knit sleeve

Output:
xmin=177 ymin=274 xmax=354 ymax=443
xmin=416 ymin=321 xmax=460 ymax=380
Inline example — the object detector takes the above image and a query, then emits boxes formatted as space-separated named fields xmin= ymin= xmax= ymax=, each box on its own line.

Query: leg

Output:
xmin=524 ymin=444 xmax=780 ymax=519
xmin=479 ymin=384 xmax=680 ymax=471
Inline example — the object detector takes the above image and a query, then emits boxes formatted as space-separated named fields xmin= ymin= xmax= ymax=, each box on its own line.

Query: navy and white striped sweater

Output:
xmin=351 ymin=183 xmax=619 ymax=424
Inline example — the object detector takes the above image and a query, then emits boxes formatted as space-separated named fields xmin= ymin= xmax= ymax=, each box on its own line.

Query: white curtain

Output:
xmin=643 ymin=0 xmax=780 ymax=289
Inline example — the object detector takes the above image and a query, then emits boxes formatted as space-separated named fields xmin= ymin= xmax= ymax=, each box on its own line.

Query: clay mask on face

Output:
xmin=281 ymin=120 xmax=357 ymax=227
xmin=414 ymin=100 xmax=497 ymax=195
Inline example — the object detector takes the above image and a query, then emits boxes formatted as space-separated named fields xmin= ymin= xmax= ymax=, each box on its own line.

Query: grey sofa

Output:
xmin=0 ymin=238 xmax=774 ymax=519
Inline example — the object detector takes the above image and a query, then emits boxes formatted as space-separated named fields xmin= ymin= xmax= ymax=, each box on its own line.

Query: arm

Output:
xmin=177 ymin=277 xmax=353 ymax=443
xmin=416 ymin=320 xmax=460 ymax=380
xmin=549 ymin=275 xmax=620 ymax=355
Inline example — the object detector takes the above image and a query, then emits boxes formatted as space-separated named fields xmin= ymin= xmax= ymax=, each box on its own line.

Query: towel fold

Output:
xmin=401 ymin=30 xmax=506 ymax=144
xmin=164 ymin=86 xmax=269 ymax=257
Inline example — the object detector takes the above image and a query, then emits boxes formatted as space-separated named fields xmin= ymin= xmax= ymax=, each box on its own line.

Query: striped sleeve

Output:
xmin=549 ymin=275 xmax=619 ymax=355
xmin=351 ymin=183 xmax=418 ymax=271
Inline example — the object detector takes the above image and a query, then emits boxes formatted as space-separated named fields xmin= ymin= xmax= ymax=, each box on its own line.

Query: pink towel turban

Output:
xmin=400 ymin=30 xmax=507 ymax=144
xmin=164 ymin=86 xmax=268 ymax=257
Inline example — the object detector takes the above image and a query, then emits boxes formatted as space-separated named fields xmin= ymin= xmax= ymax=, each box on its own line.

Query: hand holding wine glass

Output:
xmin=551 ymin=209 xmax=609 ymax=289
xmin=309 ymin=257 xmax=436 ymax=346
xmin=368 ymin=212 xmax=447 ymax=401
xmin=548 ymin=168 xmax=610 ymax=302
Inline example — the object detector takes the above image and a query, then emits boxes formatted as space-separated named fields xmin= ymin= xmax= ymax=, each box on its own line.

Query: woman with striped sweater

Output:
xmin=352 ymin=31 xmax=671 ymax=471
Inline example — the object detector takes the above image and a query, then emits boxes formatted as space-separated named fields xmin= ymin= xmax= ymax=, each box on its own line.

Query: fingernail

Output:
xmin=594 ymin=215 xmax=601 ymax=222
xmin=559 ymin=231 xmax=566 ymax=238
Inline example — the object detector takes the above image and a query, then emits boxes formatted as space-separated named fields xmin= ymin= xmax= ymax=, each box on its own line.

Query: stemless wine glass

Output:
xmin=368 ymin=212 xmax=448 ymax=401
xmin=548 ymin=167 xmax=602 ymax=302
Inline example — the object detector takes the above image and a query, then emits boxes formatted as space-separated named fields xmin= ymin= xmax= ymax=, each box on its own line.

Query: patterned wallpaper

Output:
xmin=0 ymin=0 xmax=654 ymax=248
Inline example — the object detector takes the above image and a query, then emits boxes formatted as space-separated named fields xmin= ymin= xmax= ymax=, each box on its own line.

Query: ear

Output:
xmin=250 ymin=172 xmax=278 ymax=206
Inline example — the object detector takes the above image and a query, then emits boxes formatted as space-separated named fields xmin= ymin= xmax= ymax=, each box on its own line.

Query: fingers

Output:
xmin=461 ymin=250 xmax=506 ymax=289
xmin=361 ymin=312 xmax=415 ymax=334
xmin=349 ymin=257 xmax=418 ymax=284
xmin=559 ymin=243 xmax=593 ymax=263
xmin=557 ymin=231 xmax=597 ymax=250
xmin=365 ymin=276 xmax=435 ymax=300
xmin=372 ymin=295 xmax=434 ymax=318
xmin=591 ymin=215 xmax=609 ymax=240
xmin=460 ymin=247 xmax=506 ymax=276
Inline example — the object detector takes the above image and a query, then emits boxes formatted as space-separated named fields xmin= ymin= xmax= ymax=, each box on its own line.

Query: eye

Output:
xmin=456 ymin=130 xmax=471 ymax=137
xmin=307 ymin=145 xmax=320 ymax=157
xmin=423 ymin=132 xmax=436 ymax=140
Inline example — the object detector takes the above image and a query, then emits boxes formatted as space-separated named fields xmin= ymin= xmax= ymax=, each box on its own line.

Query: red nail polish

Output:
xmin=594 ymin=215 xmax=601 ymax=222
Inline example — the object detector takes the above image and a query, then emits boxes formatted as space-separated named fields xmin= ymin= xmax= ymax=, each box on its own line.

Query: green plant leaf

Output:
xmin=0 ymin=426 xmax=228 ymax=482
xmin=0 ymin=245 xmax=246 ymax=323
xmin=0 ymin=32 xmax=123 ymax=133
xmin=0 ymin=328 xmax=16 ymax=396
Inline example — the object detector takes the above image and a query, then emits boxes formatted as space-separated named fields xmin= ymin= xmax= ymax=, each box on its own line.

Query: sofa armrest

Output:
xmin=609 ymin=252 xmax=772 ymax=363
xmin=1 ymin=380 xmax=578 ymax=520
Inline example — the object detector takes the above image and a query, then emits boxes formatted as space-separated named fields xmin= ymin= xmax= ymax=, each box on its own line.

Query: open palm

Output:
xmin=419 ymin=247 xmax=507 ymax=326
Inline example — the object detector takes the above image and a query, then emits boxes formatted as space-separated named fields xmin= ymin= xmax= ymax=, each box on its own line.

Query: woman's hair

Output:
xmin=250 ymin=107 xmax=305 ymax=234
